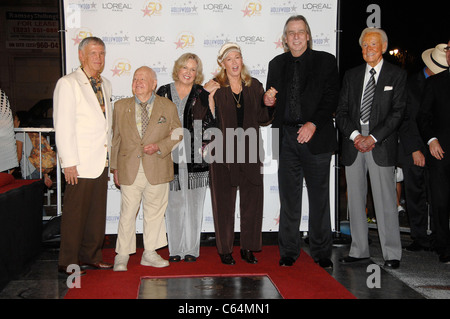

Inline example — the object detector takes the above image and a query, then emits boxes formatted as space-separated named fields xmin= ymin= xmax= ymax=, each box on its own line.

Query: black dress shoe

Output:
xmin=240 ymin=249 xmax=258 ymax=264
xmin=438 ymin=254 xmax=450 ymax=264
xmin=80 ymin=261 xmax=113 ymax=270
xmin=317 ymin=258 xmax=333 ymax=269
xmin=219 ymin=253 xmax=235 ymax=265
xmin=169 ymin=255 xmax=181 ymax=262
xmin=338 ymin=256 xmax=369 ymax=264
xmin=405 ymin=241 xmax=431 ymax=252
xmin=279 ymin=257 xmax=295 ymax=266
xmin=384 ymin=259 xmax=400 ymax=269
xmin=184 ymin=255 xmax=197 ymax=262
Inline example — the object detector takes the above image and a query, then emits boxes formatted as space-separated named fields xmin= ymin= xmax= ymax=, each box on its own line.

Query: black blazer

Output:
xmin=397 ymin=71 xmax=427 ymax=166
xmin=336 ymin=60 xmax=407 ymax=167
xmin=418 ymin=70 xmax=450 ymax=166
xmin=266 ymin=49 xmax=339 ymax=155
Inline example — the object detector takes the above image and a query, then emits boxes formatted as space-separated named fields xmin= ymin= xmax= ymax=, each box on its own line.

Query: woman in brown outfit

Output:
xmin=207 ymin=43 xmax=272 ymax=265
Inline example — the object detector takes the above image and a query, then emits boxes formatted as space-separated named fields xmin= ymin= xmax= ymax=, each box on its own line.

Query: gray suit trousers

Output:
xmin=345 ymin=126 xmax=402 ymax=261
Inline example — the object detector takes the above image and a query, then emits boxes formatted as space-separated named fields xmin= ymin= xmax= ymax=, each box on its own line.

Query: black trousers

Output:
xmin=428 ymin=161 xmax=450 ymax=256
xmin=402 ymin=162 xmax=431 ymax=246
xmin=278 ymin=126 xmax=333 ymax=262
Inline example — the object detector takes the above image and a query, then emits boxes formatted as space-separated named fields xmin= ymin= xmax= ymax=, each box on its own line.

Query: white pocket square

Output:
xmin=384 ymin=86 xmax=393 ymax=91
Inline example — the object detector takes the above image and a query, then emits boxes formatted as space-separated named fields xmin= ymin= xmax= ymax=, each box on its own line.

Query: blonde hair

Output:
xmin=172 ymin=53 xmax=204 ymax=85
xmin=216 ymin=44 xmax=252 ymax=87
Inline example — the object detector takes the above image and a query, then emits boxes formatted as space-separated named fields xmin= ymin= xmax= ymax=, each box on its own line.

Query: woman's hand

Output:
xmin=264 ymin=87 xmax=278 ymax=107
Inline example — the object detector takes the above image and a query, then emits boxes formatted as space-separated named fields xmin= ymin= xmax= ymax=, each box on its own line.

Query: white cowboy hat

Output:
xmin=422 ymin=44 xmax=449 ymax=75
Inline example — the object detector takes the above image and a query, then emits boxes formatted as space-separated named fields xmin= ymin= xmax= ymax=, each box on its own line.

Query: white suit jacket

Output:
xmin=53 ymin=67 xmax=113 ymax=179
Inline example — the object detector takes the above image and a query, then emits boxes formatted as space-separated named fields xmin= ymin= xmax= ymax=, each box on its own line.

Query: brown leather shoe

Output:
xmin=58 ymin=265 xmax=87 ymax=276
xmin=81 ymin=261 xmax=113 ymax=270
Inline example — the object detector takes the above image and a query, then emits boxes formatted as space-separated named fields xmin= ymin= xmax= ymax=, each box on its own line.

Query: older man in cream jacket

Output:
xmin=53 ymin=37 xmax=113 ymax=276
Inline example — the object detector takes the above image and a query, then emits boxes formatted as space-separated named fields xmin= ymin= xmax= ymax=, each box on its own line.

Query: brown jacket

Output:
xmin=110 ymin=95 xmax=182 ymax=185
xmin=212 ymin=77 xmax=269 ymax=186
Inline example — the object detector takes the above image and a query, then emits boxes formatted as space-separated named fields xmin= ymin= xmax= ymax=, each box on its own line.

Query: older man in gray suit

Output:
xmin=336 ymin=28 xmax=407 ymax=269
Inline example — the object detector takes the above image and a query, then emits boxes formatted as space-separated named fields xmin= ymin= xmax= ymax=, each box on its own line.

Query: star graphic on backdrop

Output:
xmin=72 ymin=34 xmax=82 ymax=45
xmin=241 ymin=7 xmax=251 ymax=17
xmin=274 ymin=39 xmax=283 ymax=49
xmin=274 ymin=215 xmax=280 ymax=225
xmin=174 ymin=39 xmax=184 ymax=49
xmin=111 ymin=66 xmax=121 ymax=76
xmin=211 ymin=69 xmax=219 ymax=77
xmin=142 ymin=7 xmax=151 ymax=16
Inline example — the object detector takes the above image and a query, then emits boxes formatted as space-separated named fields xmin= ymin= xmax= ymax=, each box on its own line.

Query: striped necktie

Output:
xmin=360 ymin=68 xmax=376 ymax=123
xmin=140 ymin=102 xmax=149 ymax=135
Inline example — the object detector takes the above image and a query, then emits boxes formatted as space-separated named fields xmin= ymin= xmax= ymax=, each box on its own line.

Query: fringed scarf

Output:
xmin=157 ymin=83 xmax=212 ymax=191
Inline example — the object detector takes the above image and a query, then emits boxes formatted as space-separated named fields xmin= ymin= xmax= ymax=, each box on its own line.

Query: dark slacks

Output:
xmin=58 ymin=168 xmax=108 ymax=266
xmin=402 ymin=162 xmax=431 ymax=246
xmin=209 ymin=163 xmax=263 ymax=255
xmin=278 ymin=126 xmax=333 ymax=262
xmin=428 ymin=161 xmax=450 ymax=256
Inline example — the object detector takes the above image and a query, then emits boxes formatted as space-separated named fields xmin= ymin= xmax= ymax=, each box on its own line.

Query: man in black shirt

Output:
xmin=264 ymin=15 xmax=339 ymax=268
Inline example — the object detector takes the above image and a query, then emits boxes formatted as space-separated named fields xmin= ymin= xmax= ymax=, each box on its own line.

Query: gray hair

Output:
xmin=359 ymin=28 xmax=388 ymax=53
xmin=282 ymin=15 xmax=313 ymax=52
xmin=78 ymin=36 xmax=106 ymax=52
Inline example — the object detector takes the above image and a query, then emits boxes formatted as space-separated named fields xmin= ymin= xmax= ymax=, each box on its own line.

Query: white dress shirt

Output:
xmin=350 ymin=59 xmax=384 ymax=142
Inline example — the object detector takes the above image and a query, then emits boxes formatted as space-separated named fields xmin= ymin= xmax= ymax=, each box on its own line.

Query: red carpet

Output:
xmin=64 ymin=245 xmax=355 ymax=299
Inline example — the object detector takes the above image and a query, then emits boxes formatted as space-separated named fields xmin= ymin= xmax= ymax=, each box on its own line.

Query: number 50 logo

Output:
xmin=174 ymin=32 xmax=195 ymax=49
xmin=242 ymin=1 xmax=262 ymax=17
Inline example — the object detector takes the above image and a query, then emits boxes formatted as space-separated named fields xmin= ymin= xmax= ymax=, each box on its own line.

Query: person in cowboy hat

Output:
xmin=418 ymin=39 xmax=450 ymax=264
xmin=397 ymin=43 xmax=449 ymax=253
xmin=422 ymin=44 xmax=450 ymax=75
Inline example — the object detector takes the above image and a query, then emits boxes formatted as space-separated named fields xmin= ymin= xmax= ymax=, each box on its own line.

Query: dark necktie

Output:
xmin=360 ymin=68 xmax=376 ymax=123
xmin=140 ymin=102 xmax=149 ymax=135
xmin=289 ymin=60 xmax=302 ymax=122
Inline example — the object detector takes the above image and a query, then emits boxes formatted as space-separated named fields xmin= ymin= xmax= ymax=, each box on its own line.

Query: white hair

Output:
xmin=359 ymin=27 xmax=388 ymax=53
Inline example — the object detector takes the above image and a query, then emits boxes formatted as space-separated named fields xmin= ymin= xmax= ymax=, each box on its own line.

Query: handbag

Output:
xmin=28 ymin=133 xmax=56 ymax=174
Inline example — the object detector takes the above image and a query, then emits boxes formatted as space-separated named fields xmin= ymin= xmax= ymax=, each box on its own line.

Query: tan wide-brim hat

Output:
xmin=217 ymin=42 xmax=241 ymax=63
xmin=422 ymin=44 xmax=449 ymax=75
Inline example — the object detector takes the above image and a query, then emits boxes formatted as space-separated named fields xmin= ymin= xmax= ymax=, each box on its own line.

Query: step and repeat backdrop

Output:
xmin=61 ymin=0 xmax=338 ymax=234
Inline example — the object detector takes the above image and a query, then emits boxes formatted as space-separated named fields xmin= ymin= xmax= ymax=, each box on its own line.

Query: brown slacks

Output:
xmin=58 ymin=168 xmax=108 ymax=266
xmin=209 ymin=163 xmax=263 ymax=255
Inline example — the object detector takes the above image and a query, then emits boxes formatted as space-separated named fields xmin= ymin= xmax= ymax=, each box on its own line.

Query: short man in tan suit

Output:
xmin=110 ymin=66 xmax=182 ymax=271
